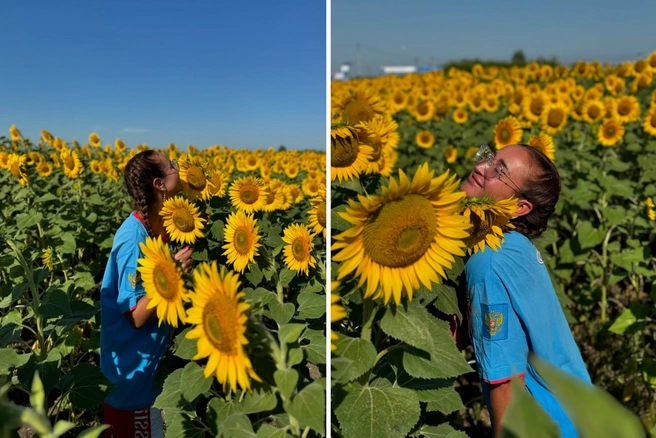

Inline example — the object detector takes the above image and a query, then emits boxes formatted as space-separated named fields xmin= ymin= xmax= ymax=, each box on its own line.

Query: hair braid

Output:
xmin=124 ymin=150 xmax=164 ymax=237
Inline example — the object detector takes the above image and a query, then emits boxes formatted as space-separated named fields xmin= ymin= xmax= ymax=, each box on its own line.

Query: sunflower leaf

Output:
xmin=245 ymin=263 xmax=264 ymax=287
xmin=274 ymin=368 xmax=299 ymax=400
xmin=420 ymin=386 xmax=465 ymax=414
xmin=334 ymin=383 xmax=420 ymax=438
xmin=242 ymin=388 xmax=278 ymax=414
xmin=286 ymin=380 xmax=325 ymax=434
xmin=333 ymin=335 xmax=377 ymax=382
xmin=180 ymin=362 xmax=212 ymax=402
xmin=296 ymin=292 xmax=326 ymax=320
xmin=278 ymin=268 xmax=296 ymax=286
xmin=501 ymin=376 xmax=560 ymax=438
xmin=300 ymin=328 xmax=326 ymax=365
xmin=268 ymin=301 xmax=295 ymax=325
xmin=278 ymin=323 xmax=306 ymax=344
xmin=256 ymin=424 xmax=294 ymax=438
xmin=415 ymin=423 xmax=469 ymax=437
xmin=173 ymin=328 xmax=198 ymax=360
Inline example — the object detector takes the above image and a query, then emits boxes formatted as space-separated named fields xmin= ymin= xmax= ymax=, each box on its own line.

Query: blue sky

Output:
xmin=0 ymin=1 xmax=326 ymax=151
xmin=332 ymin=0 xmax=656 ymax=76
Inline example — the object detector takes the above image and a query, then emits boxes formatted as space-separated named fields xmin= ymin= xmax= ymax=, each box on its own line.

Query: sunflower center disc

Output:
xmin=240 ymin=186 xmax=258 ymax=204
xmin=331 ymin=135 xmax=359 ymax=168
xmin=203 ymin=301 xmax=238 ymax=355
xmin=588 ymin=106 xmax=600 ymax=119
xmin=500 ymin=127 xmax=511 ymax=142
xmin=292 ymin=239 xmax=308 ymax=261
xmin=362 ymin=194 xmax=437 ymax=267
xmin=172 ymin=209 xmax=195 ymax=232
xmin=187 ymin=167 xmax=207 ymax=191
xmin=209 ymin=176 xmax=222 ymax=195
xmin=153 ymin=265 xmax=176 ymax=300
xmin=317 ymin=202 xmax=326 ymax=228
xmin=605 ymin=125 xmax=616 ymax=137
xmin=530 ymin=99 xmax=542 ymax=116
xmin=266 ymin=191 xmax=276 ymax=205
xmin=234 ymin=228 xmax=251 ymax=255
xmin=548 ymin=110 xmax=564 ymax=127
xmin=370 ymin=141 xmax=382 ymax=161
xmin=343 ymin=99 xmax=374 ymax=125
xmin=618 ymin=104 xmax=630 ymax=116
xmin=65 ymin=155 xmax=75 ymax=170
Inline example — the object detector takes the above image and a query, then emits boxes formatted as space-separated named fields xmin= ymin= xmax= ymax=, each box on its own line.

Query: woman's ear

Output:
xmin=153 ymin=177 xmax=166 ymax=192
xmin=515 ymin=199 xmax=533 ymax=218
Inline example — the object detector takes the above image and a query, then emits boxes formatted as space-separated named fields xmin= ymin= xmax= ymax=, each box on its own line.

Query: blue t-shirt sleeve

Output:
xmin=470 ymin=277 xmax=528 ymax=383
xmin=115 ymin=238 xmax=146 ymax=314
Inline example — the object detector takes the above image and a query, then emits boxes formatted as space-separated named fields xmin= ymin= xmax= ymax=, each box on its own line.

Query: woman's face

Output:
xmin=460 ymin=145 xmax=531 ymax=200
xmin=156 ymin=152 xmax=183 ymax=196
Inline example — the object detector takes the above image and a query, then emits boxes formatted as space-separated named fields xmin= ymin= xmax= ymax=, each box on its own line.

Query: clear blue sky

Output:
xmin=332 ymin=0 xmax=656 ymax=76
xmin=1 ymin=1 xmax=326 ymax=151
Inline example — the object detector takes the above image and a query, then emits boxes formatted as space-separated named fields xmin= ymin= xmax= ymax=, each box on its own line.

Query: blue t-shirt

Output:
xmin=465 ymin=231 xmax=591 ymax=438
xmin=100 ymin=213 xmax=171 ymax=410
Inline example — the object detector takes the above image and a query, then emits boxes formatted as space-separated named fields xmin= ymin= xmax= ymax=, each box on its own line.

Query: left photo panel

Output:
xmin=0 ymin=1 xmax=327 ymax=437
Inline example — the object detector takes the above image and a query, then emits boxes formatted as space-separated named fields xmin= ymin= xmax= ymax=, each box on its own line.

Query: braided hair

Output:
xmin=124 ymin=150 xmax=164 ymax=237
xmin=510 ymin=145 xmax=561 ymax=238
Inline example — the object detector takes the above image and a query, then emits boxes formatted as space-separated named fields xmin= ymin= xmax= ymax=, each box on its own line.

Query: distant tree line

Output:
xmin=442 ymin=50 xmax=560 ymax=72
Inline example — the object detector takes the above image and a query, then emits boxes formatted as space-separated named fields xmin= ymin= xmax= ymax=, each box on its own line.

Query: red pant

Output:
xmin=103 ymin=403 xmax=163 ymax=438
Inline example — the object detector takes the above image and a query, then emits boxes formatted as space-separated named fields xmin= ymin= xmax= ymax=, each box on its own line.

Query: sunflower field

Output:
xmin=331 ymin=53 xmax=656 ymax=437
xmin=0 ymin=128 xmax=326 ymax=437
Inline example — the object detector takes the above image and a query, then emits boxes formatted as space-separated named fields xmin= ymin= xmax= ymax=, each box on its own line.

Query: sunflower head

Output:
xmin=282 ymin=223 xmax=317 ymax=276
xmin=160 ymin=196 xmax=206 ymax=245
xmin=493 ymin=116 xmax=523 ymax=149
xmin=461 ymin=197 xmax=518 ymax=255
xmin=229 ymin=176 xmax=268 ymax=213
xmin=186 ymin=262 xmax=261 ymax=392
xmin=137 ymin=236 xmax=190 ymax=327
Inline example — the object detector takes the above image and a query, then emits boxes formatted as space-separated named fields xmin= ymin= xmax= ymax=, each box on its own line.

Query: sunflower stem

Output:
xmin=360 ymin=297 xmax=375 ymax=342
xmin=301 ymin=426 xmax=310 ymax=438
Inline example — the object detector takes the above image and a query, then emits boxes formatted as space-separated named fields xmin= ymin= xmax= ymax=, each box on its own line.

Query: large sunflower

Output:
xmin=89 ymin=132 xmax=101 ymax=148
xmin=613 ymin=95 xmax=641 ymax=124
xmin=522 ymin=93 xmax=547 ymax=123
xmin=222 ymin=210 xmax=261 ymax=273
xmin=60 ymin=148 xmax=84 ymax=179
xmin=186 ymin=262 xmax=261 ymax=392
xmin=540 ymin=102 xmax=569 ymax=135
xmin=180 ymin=155 xmax=212 ymax=201
xmin=160 ymin=196 xmax=206 ymax=245
xmin=332 ymin=164 xmax=470 ymax=305
xmin=643 ymin=106 xmax=656 ymax=136
xmin=36 ymin=161 xmax=53 ymax=178
xmin=598 ymin=119 xmax=625 ymax=147
xmin=331 ymin=125 xmax=374 ymax=183
xmin=137 ymin=236 xmax=190 ymax=328
xmin=229 ymin=176 xmax=268 ymax=213
xmin=7 ymin=153 xmax=29 ymax=185
xmin=282 ymin=224 xmax=317 ymax=276
xmin=307 ymin=188 xmax=327 ymax=238
xmin=461 ymin=197 xmax=518 ymax=255
xmin=527 ymin=133 xmax=556 ymax=161
xmin=493 ymin=116 xmax=523 ymax=149
xmin=335 ymin=89 xmax=387 ymax=125
xmin=355 ymin=115 xmax=400 ymax=174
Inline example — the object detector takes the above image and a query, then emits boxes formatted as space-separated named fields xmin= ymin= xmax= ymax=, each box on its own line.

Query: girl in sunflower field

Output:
xmin=100 ymin=150 xmax=193 ymax=438
xmin=457 ymin=143 xmax=591 ymax=438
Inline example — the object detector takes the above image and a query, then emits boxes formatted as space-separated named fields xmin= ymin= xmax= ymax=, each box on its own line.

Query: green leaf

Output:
xmin=417 ymin=423 xmax=469 ymax=437
xmin=300 ymin=328 xmax=326 ymax=365
xmin=210 ymin=219 xmax=225 ymax=241
xmin=76 ymin=425 xmax=111 ymax=438
xmin=256 ymin=424 xmax=294 ymax=438
xmin=334 ymin=335 xmax=377 ymax=382
xmin=528 ymin=353 xmax=645 ymax=438
xmin=57 ymin=232 xmax=77 ymax=255
xmin=52 ymin=421 xmax=76 ymax=436
xmin=501 ymin=376 xmax=559 ymax=438
xmin=30 ymin=371 xmax=46 ymax=416
xmin=244 ymin=287 xmax=276 ymax=306
xmin=576 ymin=221 xmax=605 ymax=250
xmin=16 ymin=212 xmax=44 ymax=230
xmin=180 ymin=362 xmax=212 ymax=402
xmin=335 ymin=384 xmax=420 ymax=438
xmin=0 ymin=348 xmax=29 ymax=375
xmin=420 ymin=386 xmax=465 ymax=414
xmin=608 ymin=305 xmax=649 ymax=335
xmin=279 ymin=323 xmax=306 ymax=344
xmin=221 ymin=413 xmax=256 ymax=438
xmin=191 ymin=248 xmax=208 ymax=262
xmin=165 ymin=413 xmax=206 ymax=438
xmin=278 ymin=268 xmax=296 ymax=286
xmin=59 ymin=363 xmax=113 ymax=410
xmin=153 ymin=368 xmax=195 ymax=414
xmin=265 ymin=233 xmax=284 ymax=248
xmin=380 ymin=300 xmax=437 ymax=352
xmin=274 ymin=369 xmax=299 ymax=400
xmin=446 ymin=258 xmax=464 ymax=281
xmin=242 ymin=389 xmax=278 ymax=414
xmin=432 ymin=284 xmax=462 ymax=321
xmin=39 ymin=289 xmax=71 ymax=318
xmin=245 ymin=263 xmax=264 ymax=287
xmin=35 ymin=193 xmax=58 ymax=203
xmin=296 ymin=292 xmax=325 ymax=320
xmin=286 ymin=381 xmax=325 ymax=434
xmin=269 ymin=300 xmax=295 ymax=325
xmin=206 ymin=397 xmax=245 ymax=436
xmin=173 ymin=327 xmax=198 ymax=360
xmin=641 ymin=358 xmax=656 ymax=389
xmin=288 ymin=347 xmax=304 ymax=367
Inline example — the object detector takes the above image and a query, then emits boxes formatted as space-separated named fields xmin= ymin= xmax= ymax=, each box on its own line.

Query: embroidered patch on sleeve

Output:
xmin=481 ymin=303 xmax=508 ymax=341
xmin=127 ymin=270 xmax=140 ymax=289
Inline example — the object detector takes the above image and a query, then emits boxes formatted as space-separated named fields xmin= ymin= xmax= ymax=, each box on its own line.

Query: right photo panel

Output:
xmin=330 ymin=1 xmax=656 ymax=437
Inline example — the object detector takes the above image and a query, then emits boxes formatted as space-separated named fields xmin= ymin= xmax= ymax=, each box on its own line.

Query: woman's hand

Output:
xmin=174 ymin=246 xmax=194 ymax=273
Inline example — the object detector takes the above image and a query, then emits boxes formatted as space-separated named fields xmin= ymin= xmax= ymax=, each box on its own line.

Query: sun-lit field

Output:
xmin=331 ymin=53 xmax=656 ymax=436
xmin=0 ymin=130 xmax=326 ymax=436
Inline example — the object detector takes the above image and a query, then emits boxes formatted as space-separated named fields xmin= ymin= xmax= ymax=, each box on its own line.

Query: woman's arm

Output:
xmin=489 ymin=375 xmax=525 ymax=437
